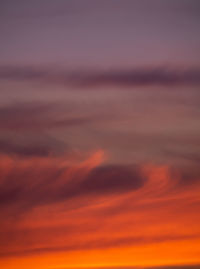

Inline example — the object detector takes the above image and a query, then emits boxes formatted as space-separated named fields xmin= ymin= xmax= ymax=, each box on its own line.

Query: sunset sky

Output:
xmin=0 ymin=1 xmax=200 ymax=269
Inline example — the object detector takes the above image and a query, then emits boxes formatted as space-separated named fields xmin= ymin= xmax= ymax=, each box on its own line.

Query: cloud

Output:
xmin=0 ymin=156 xmax=145 ymax=211
xmin=0 ymin=65 xmax=200 ymax=88
xmin=0 ymin=102 xmax=94 ymax=131
xmin=0 ymin=154 xmax=199 ymax=216
xmin=78 ymin=165 xmax=145 ymax=195
xmin=0 ymin=154 xmax=200 ymax=260
xmin=0 ymin=102 xmax=72 ymax=156
xmin=0 ymin=232 xmax=198 ymax=258
xmin=0 ymin=135 xmax=66 ymax=157
xmin=163 ymin=149 xmax=200 ymax=165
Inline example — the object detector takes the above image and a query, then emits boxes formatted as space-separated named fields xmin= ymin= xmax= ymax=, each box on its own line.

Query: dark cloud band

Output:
xmin=1 ymin=66 xmax=200 ymax=87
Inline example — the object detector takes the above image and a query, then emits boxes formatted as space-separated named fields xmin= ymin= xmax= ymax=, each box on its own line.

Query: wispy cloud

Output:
xmin=0 ymin=154 xmax=145 ymax=212
xmin=0 ymin=153 xmax=200 ymax=259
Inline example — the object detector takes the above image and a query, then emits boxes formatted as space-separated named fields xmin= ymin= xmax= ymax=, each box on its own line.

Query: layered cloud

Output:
xmin=0 ymin=152 xmax=144 ymax=215
xmin=0 ymin=152 xmax=200 ymax=268
xmin=0 ymin=102 xmax=95 ymax=131
xmin=0 ymin=1 xmax=200 ymax=268
xmin=1 ymin=65 xmax=200 ymax=88
xmin=0 ymin=65 xmax=200 ymax=269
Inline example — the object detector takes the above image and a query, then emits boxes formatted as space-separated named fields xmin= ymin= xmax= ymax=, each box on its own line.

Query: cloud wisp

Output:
xmin=0 ymin=152 xmax=200 ymax=261
xmin=0 ymin=153 xmax=145 ymax=212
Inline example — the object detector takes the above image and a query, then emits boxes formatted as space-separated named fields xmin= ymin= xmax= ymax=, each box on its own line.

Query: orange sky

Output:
xmin=0 ymin=152 xmax=200 ymax=269
xmin=0 ymin=1 xmax=200 ymax=268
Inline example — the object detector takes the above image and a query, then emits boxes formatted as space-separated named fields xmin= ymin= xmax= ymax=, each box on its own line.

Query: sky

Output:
xmin=0 ymin=1 xmax=200 ymax=269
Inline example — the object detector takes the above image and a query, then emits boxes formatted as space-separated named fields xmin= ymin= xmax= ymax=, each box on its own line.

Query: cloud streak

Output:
xmin=0 ymin=153 xmax=200 ymax=262
xmin=0 ymin=102 xmax=94 ymax=131
xmin=1 ymin=65 xmax=200 ymax=88
xmin=0 ymin=154 xmax=145 ymax=211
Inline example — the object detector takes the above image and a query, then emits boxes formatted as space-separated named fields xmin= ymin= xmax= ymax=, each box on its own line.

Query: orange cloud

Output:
xmin=0 ymin=153 xmax=200 ymax=269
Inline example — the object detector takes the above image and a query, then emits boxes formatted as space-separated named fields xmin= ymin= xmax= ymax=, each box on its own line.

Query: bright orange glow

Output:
xmin=1 ymin=1 xmax=200 ymax=268
xmin=0 ymin=153 xmax=200 ymax=269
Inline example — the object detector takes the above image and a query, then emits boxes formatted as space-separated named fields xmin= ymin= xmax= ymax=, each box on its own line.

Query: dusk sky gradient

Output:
xmin=0 ymin=1 xmax=200 ymax=269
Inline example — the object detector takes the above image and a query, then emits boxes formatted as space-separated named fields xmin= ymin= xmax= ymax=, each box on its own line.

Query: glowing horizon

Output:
xmin=0 ymin=1 xmax=200 ymax=268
